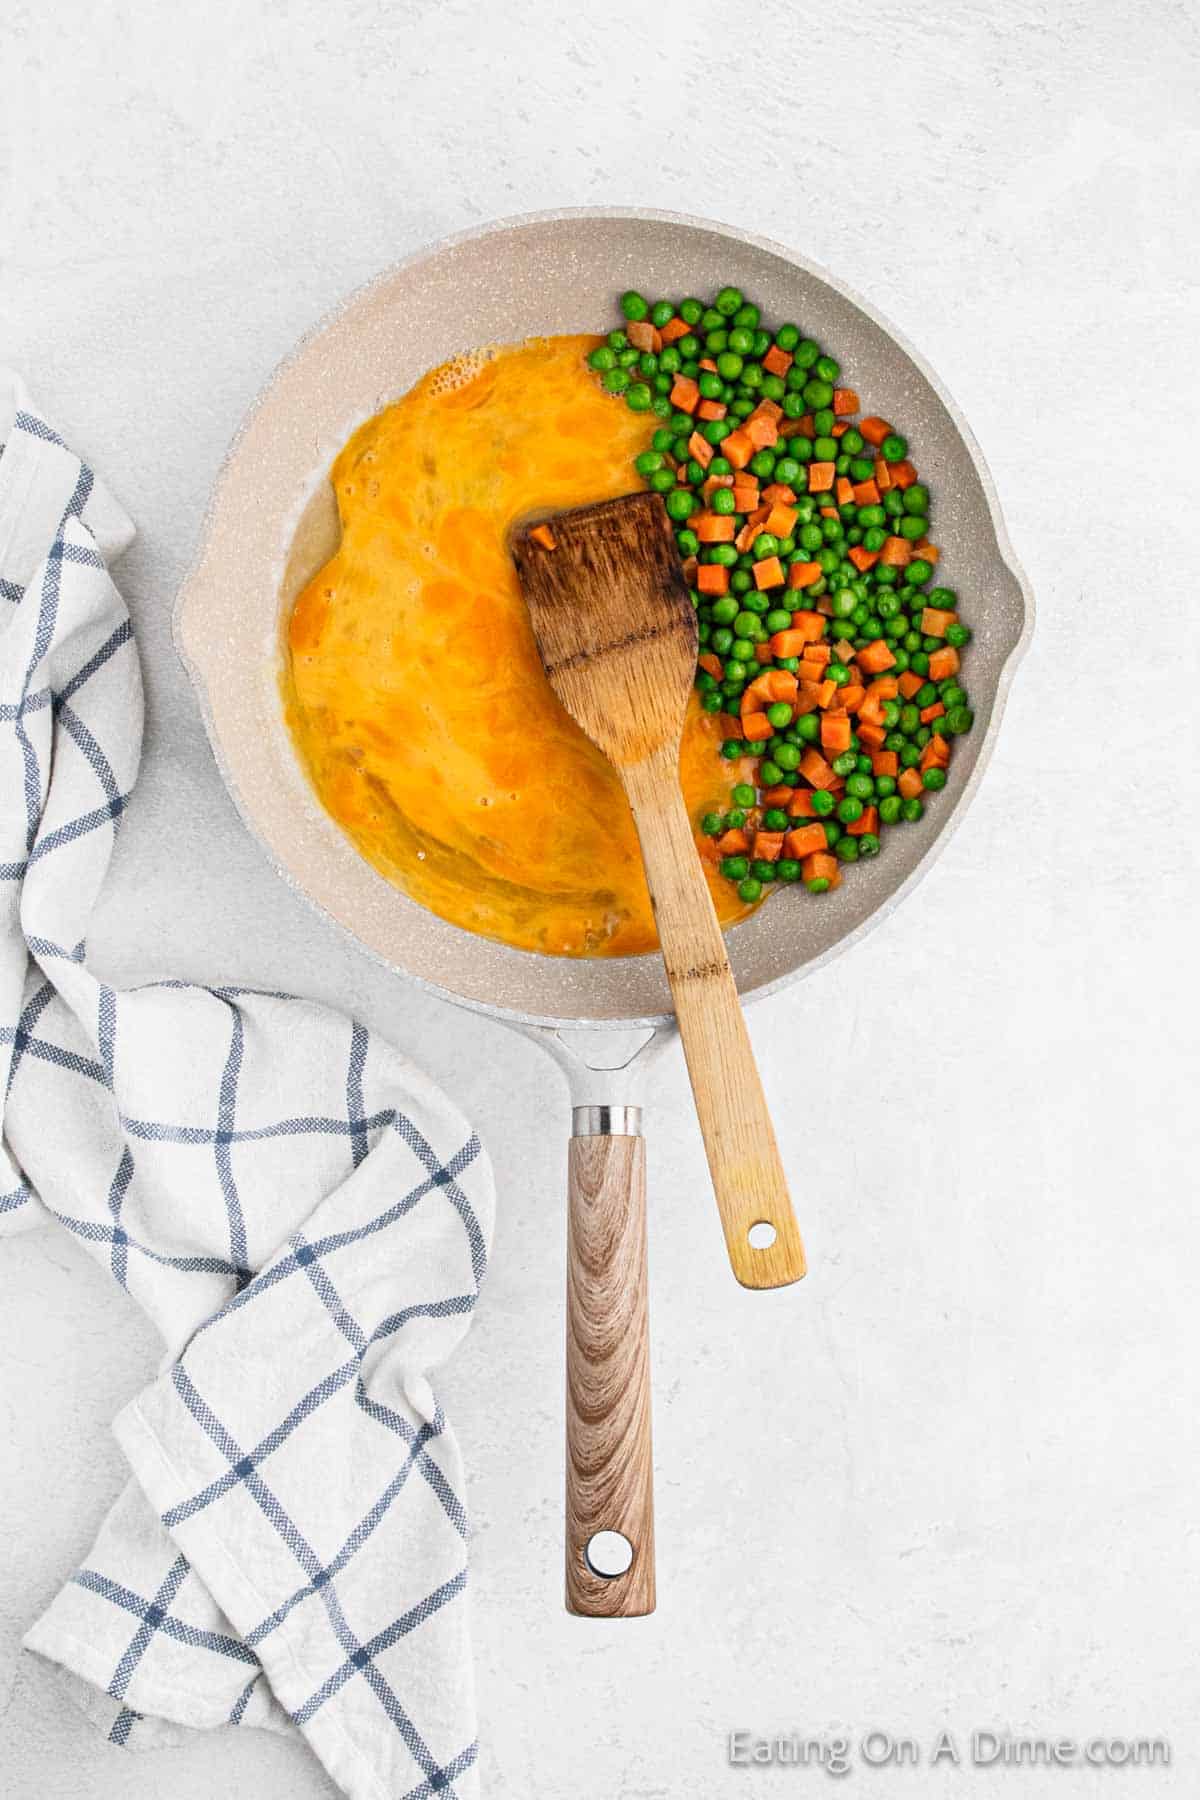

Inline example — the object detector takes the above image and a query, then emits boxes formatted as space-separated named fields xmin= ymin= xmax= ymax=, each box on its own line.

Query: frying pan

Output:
xmin=174 ymin=208 xmax=1033 ymax=1618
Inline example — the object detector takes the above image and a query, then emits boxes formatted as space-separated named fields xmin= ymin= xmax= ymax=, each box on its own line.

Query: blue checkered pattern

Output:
xmin=2 ymin=373 xmax=495 ymax=1798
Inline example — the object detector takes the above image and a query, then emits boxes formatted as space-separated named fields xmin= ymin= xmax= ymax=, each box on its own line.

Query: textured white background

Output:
xmin=1 ymin=1 xmax=1197 ymax=1796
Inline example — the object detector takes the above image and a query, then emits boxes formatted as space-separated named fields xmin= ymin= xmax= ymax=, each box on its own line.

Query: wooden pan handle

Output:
xmin=565 ymin=1130 xmax=655 ymax=1617
xmin=623 ymin=752 xmax=806 ymax=1290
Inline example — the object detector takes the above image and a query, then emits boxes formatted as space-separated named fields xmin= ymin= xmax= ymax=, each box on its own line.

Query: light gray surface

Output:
xmin=0 ymin=3 xmax=1195 ymax=1797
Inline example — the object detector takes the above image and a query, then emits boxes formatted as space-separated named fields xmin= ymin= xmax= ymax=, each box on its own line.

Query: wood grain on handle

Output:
xmin=623 ymin=749 xmax=806 ymax=1291
xmin=566 ymin=1134 xmax=655 ymax=1617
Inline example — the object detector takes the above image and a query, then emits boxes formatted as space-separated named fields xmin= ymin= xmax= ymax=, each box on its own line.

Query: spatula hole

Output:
xmin=748 ymin=1220 xmax=777 ymax=1250
xmin=585 ymin=1531 xmax=634 ymax=1579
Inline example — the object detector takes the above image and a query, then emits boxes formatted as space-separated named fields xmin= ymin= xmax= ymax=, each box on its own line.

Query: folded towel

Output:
xmin=0 ymin=373 xmax=495 ymax=1800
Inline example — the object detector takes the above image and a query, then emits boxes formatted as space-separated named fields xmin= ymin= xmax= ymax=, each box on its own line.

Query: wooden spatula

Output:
xmin=512 ymin=493 xmax=806 ymax=1292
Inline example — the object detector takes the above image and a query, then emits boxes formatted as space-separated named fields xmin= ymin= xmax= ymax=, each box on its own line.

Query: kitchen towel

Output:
xmin=0 ymin=371 xmax=495 ymax=1800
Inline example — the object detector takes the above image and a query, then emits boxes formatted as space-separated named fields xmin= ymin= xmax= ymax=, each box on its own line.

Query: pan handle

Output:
xmin=565 ymin=1106 xmax=655 ymax=1617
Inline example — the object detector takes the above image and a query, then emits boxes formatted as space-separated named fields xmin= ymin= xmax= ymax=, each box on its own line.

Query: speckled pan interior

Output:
xmin=175 ymin=208 xmax=1032 ymax=1026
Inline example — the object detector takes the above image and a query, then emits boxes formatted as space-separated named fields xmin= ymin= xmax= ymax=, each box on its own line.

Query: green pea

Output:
xmin=945 ymin=705 xmax=974 ymax=735
xmin=721 ymin=740 xmax=743 ymax=760
xmin=759 ymin=759 xmax=784 ymax=785
xmin=765 ymin=701 xmax=793 ymax=729
xmin=715 ymin=286 xmax=744 ymax=316
xmin=881 ymin=433 xmax=907 ymax=462
xmin=736 ymin=877 xmax=762 ymax=901
xmin=805 ymin=876 xmax=831 ymax=893
xmin=601 ymin=367 xmax=630 ymax=394
xmin=836 ymin=836 xmax=859 ymax=863
xmin=796 ymin=714 xmax=820 ymax=745
xmin=701 ymin=812 xmax=722 ymax=835
xmin=720 ymin=855 xmax=750 ymax=880
xmin=620 ymin=290 xmax=649 ymax=321
xmin=879 ymin=794 xmax=902 ymax=824
xmin=945 ymin=622 xmax=970 ymax=648
xmin=776 ymin=857 xmax=800 ymax=882
xmin=808 ymin=788 xmax=834 ymax=816
xmin=647 ymin=466 xmax=674 ymax=489
xmin=701 ymin=690 xmax=723 ymax=712
xmin=711 ymin=487 xmax=737 ymax=516
xmin=846 ymin=774 xmax=874 ymax=799
xmin=588 ymin=346 xmax=617 ymax=371
xmin=676 ymin=529 xmax=700 ymax=557
xmin=857 ymin=832 xmax=880 ymax=858
xmin=922 ymin=767 xmax=947 ymax=790
xmin=680 ymin=298 xmax=703 ymax=325
xmin=763 ymin=608 xmax=792 ymax=633
xmin=836 ymin=796 xmax=864 ymax=824
xmin=665 ymin=489 xmax=695 ymax=522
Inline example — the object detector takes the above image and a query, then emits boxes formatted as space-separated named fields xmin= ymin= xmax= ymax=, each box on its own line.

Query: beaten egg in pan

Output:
xmin=283 ymin=335 xmax=752 ymax=958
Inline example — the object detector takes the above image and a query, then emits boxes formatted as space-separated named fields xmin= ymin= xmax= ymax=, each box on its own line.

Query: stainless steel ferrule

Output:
xmin=571 ymin=1104 xmax=644 ymax=1138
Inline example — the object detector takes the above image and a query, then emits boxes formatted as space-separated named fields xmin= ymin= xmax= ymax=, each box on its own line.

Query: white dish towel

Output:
xmin=0 ymin=372 xmax=496 ymax=1800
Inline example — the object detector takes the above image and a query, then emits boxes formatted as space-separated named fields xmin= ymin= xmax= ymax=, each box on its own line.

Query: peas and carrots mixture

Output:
xmin=587 ymin=287 xmax=974 ymax=901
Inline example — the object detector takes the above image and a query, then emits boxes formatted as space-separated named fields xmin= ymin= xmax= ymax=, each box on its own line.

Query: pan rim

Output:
xmin=174 ymin=206 xmax=1034 ymax=1031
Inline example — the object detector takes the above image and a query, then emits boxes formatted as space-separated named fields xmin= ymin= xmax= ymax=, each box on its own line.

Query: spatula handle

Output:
xmin=565 ymin=1126 xmax=655 ymax=1616
xmin=624 ymin=752 xmax=806 ymax=1290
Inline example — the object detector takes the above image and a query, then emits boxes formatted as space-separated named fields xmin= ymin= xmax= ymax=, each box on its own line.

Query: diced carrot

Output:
xmin=764 ymin=670 xmax=799 ymax=702
xmin=847 ymin=545 xmax=880 ymax=573
xmin=928 ymin=646 xmax=960 ymax=681
xmin=770 ymin=629 xmax=807 ymax=658
xmin=913 ymin=541 xmax=940 ymax=564
xmin=670 ymin=375 xmax=700 ymax=414
xmin=762 ymin=344 xmax=793 ymax=377
xmin=820 ymin=711 xmax=852 ymax=754
xmin=681 ymin=555 xmax=698 ymax=586
xmin=846 ymin=805 xmax=879 ymax=838
xmin=870 ymin=750 xmax=898 ymax=778
xmin=799 ymin=748 xmax=837 ymax=790
xmin=696 ymin=563 xmax=728 ymax=596
xmin=807 ymin=462 xmax=836 ymax=493
xmin=753 ymin=831 xmax=785 ymax=863
xmin=856 ymin=639 xmax=896 ymax=675
xmin=890 ymin=460 xmax=918 ymax=490
xmin=832 ymin=388 xmax=860 ymax=415
xmin=898 ymin=768 xmax=924 ymax=799
xmin=528 ymin=523 xmax=557 ymax=550
xmin=745 ymin=414 xmax=779 ymax=450
xmin=920 ymin=607 xmax=957 ymax=638
xmin=815 ymin=594 xmax=834 ymax=616
xmin=920 ymin=701 xmax=946 ymax=724
xmin=816 ymin=678 xmax=837 ymax=709
xmin=696 ymin=512 xmax=736 ymax=543
xmin=697 ymin=652 xmax=724 ymax=680
xmin=840 ymin=683 xmax=866 ymax=713
xmin=761 ymin=482 xmax=796 ymax=505
xmin=760 ymin=785 xmax=793 ymax=805
xmin=852 ymin=479 xmax=881 ymax=506
xmin=752 ymin=398 xmax=784 ymax=423
xmin=879 ymin=536 xmax=909 ymax=568
xmin=788 ymin=561 xmax=823 ymax=590
xmin=753 ymin=556 xmax=785 ymax=591
xmin=698 ymin=358 xmax=718 ymax=372
xmin=795 ymin=659 xmax=825 ymax=684
xmin=785 ymin=823 xmax=828 ymax=860
xmin=741 ymin=712 xmax=772 ymax=742
xmin=832 ymin=422 xmax=848 ymax=437
xmin=820 ymin=506 xmax=838 ymax=519
xmin=873 ymin=458 xmax=892 ymax=491
xmin=715 ymin=828 xmax=750 ymax=854
xmin=659 ymin=317 xmax=690 ymax=344
xmin=927 ymin=731 xmax=950 ymax=763
xmin=869 ymin=676 xmax=899 ymax=700
xmin=790 ymin=610 xmax=827 ymax=643
xmin=732 ymin=479 xmax=761 ymax=507
xmin=835 ymin=477 xmax=854 ymax=507
xmin=800 ymin=851 xmax=839 ymax=884
xmin=697 ymin=399 xmax=727 ymax=422
xmin=858 ymin=693 xmax=886 ymax=727
xmin=788 ymin=790 xmax=817 ymax=817
xmin=764 ymin=503 xmax=798 ymax=539
xmin=804 ymin=641 xmax=831 ymax=668
xmin=722 ymin=429 xmax=754 ymax=470
xmin=627 ymin=320 xmax=661 ymax=353
xmin=754 ymin=642 xmax=774 ymax=663
xmin=857 ymin=722 xmax=886 ymax=749
xmin=688 ymin=431 xmax=713 ymax=469
xmin=859 ymin=416 xmax=892 ymax=446
xmin=794 ymin=681 xmax=822 ymax=715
